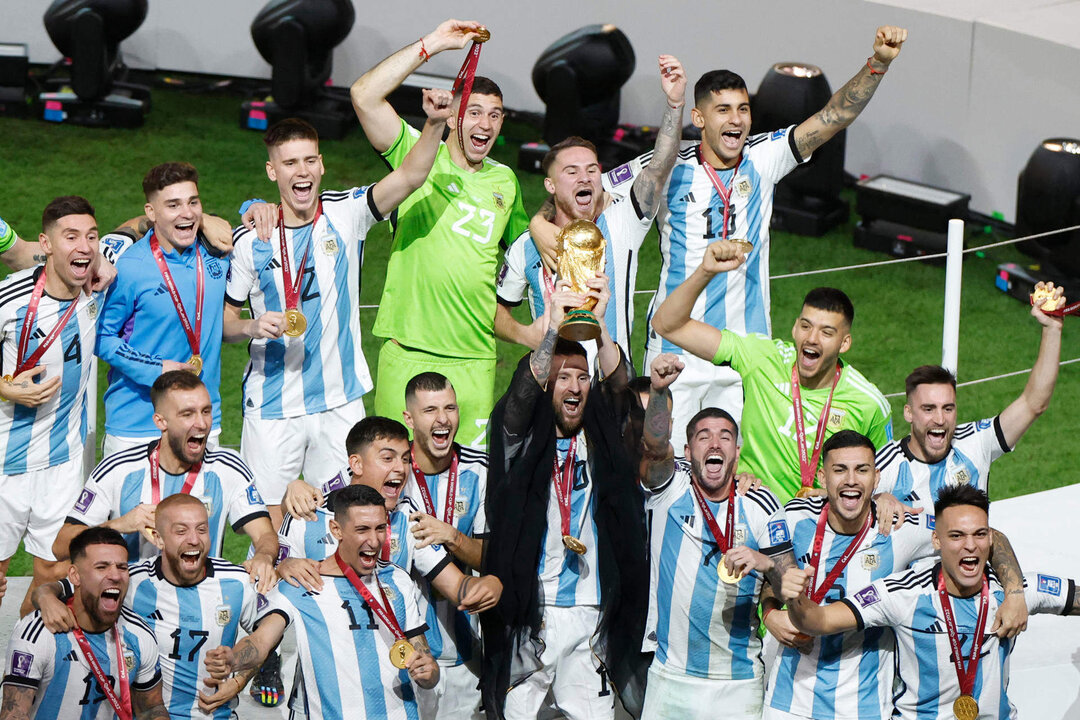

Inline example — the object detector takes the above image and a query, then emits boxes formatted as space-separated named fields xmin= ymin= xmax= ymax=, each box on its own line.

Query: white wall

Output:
xmin=2 ymin=0 xmax=1078 ymax=220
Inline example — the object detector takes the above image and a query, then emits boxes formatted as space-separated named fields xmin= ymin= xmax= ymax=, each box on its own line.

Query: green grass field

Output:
xmin=2 ymin=83 xmax=1077 ymax=570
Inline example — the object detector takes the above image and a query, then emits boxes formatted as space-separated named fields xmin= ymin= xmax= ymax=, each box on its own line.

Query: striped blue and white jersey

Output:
xmin=402 ymin=444 xmax=488 ymax=666
xmin=604 ymin=132 xmax=805 ymax=354
xmin=539 ymin=433 xmax=601 ymax=608
xmin=495 ymin=194 xmax=651 ymax=365
xmin=2 ymin=607 xmax=160 ymax=719
xmin=126 ymin=556 xmax=259 ymax=719
xmin=67 ymin=443 xmax=269 ymax=560
xmin=644 ymin=462 xmax=791 ymax=679
xmin=278 ymin=492 xmax=451 ymax=579
xmin=876 ymin=418 xmax=1009 ymax=513
xmin=0 ymin=268 xmax=101 ymax=475
xmin=225 ymin=188 xmax=380 ymax=420
xmin=766 ymin=497 xmax=936 ymax=720
xmin=259 ymin=562 xmax=428 ymax=720
xmin=846 ymin=567 xmax=1073 ymax=720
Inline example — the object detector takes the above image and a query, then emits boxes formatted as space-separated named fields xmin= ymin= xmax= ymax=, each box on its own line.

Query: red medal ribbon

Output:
xmin=451 ymin=40 xmax=484 ymax=155
xmin=698 ymin=146 xmax=743 ymax=242
xmin=1030 ymin=295 xmax=1080 ymax=317
xmin=148 ymin=441 xmax=202 ymax=505
xmin=380 ymin=518 xmax=394 ymax=563
xmin=410 ymin=448 xmax=459 ymax=525
xmin=791 ymin=363 xmax=844 ymax=489
xmin=335 ymin=551 xmax=406 ymax=640
xmin=149 ymin=233 xmax=203 ymax=359
xmin=551 ymin=436 xmax=578 ymax=540
xmin=278 ymin=203 xmax=318 ymax=312
xmin=14 ymin=270 xmax=81 ymax=376
xmin=805 ymin=502 xmax=874 ymax=603
xmin=937 ymin=570 xmax=990 ymax=700
xmin=690 ymin=480 xmax=736 ymax=554
xmin=67 ymin=598 xmax=132 ymax=720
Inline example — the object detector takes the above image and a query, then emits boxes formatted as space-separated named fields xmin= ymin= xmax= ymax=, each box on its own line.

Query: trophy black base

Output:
xmin=559 ymin=310 xmax=601 ymax=342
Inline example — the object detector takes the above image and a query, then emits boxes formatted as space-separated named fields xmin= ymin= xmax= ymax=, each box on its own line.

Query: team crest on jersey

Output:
xmin=206 ymin=258 xmax=223 ymax=279
xmin=322 ymin=235 xmax=339 ymax=256
xmin=123 ymin=648 xmax=136 ymax=673
xmin=455 ymin=497 xmax=469 ymax=515
xmin=197 ymin=496 xmax=213 ymax=517
xmin=493 ymin=191 xmax=505 ymax=210
xmin=853 ymin=585 xmax=881 ymax=607
xmin=382 ymin=585 xmax=397 ymax=602
xmin=390 ymin=537 xmax=400 ymax=554
xmin=1038 ymin=574 xmax=1062 ymax=596
xmin=74 ymin=488 xmax=96 ymax=514
xmin=85 ymin=300 xmax=98 ymax=320
xmin=861 ymin=550 xmax=880 ymax=571
xmin=949 ymin=468 xmax=970 ymax=486
xmin=734 ymin=176 xmax=752 ymax=198
xmin=9 ymin=651 xmax=32 ymax=677
xmin=827 ymin=408 xmax=846 ymax=431
xmin=216 ymin=604 xmax=232 ymax=626
xmin=734 ymin=524 xmax=748 ymax=546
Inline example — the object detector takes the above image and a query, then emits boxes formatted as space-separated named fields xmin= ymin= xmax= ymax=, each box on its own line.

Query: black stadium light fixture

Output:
xmin=750 ymin=62 xmax=847 ymax=236
xmin=39 ymin=0 xmax=151 ymax=127
xmin=241 ymin=0 xmax=356 ymax=140
xmin=521 ymin=24 xmax=639 ymax=172
xmin=997 ymin=138 xmax=1080 ymax=303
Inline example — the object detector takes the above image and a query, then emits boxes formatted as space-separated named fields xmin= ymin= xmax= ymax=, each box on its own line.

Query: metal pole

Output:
xmin=941 ymin=218 xmax=964 ymax=375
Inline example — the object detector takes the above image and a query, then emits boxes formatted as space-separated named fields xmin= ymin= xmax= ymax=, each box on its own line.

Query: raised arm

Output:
xmin=998 ymin=283 xmax=1064 ymax=448
xmin=793 ymin=26 xmax=907 ymax=160
xmin=639 ymin=354 xmax=682 ymax=489
xmin=650 ymin=240 xmax=747 ymax=360
xmin=369 ymin=89 xmax=454 ymax=217
xmin=204 ymin=613 xmax=287 ymax=680
xmin=350 ymin=19 xmax=484 ymax=152
xmin=988 ymin=527 xmax=1029 ymax=638
xmin=783 ymin=566 xmax=861 ymax=636
xmin=587 ymin=273 xmax=621 ymax=380
xmin=630 ymin=55 xmax=685 ymax=219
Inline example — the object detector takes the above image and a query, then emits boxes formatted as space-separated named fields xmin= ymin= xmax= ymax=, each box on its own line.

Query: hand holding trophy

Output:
xmin=555 ymin=219 xmax=607 ymax=341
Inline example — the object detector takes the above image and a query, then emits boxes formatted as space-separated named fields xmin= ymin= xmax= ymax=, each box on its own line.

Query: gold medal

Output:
xmin=284 ymin=308 xmax=307 ymax=337
xmin=475 ymin=27 xmax=491 ymax=43
xmin=389 ymin=638 xmax=415 ymax=669
xmin=795 ymin=487 xmax=817 ymax=499
xmin=562 ymin=535 xmax=587 ymax=555
xmin=953 ymin=694 xmax=978 ymax=720
xmin=186 ymin=355 xmax=203 ymax=374
xmin=717 ymin=555 xmax=744 ymax=584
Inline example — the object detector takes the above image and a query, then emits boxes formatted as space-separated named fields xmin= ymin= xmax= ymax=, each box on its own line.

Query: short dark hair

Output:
xmin=263 ymin=117 xmax=319 ymax=149
xmin=541 ymin=135 xmax=598 ymax=176
xmin=694 ymin=69 xmax=748 ymax=107
xmin=405 ymin=372 xmax=452 ymax=404
xmin=934 ymin=483 xmax=990 ymax=518
xmin=553 ymin=338 xmax=587 ymax=363
xmin=150 ymin=370 xmax=206 ymax=410
xmin=685 ymin=407 xmax=738 ymax=446
xmin=42 ymin=196 xmax=95 ymax=232
xmin=333 ymin=483 xmax=388 ymax=522
xmin=345 ymin=416 xmax=409 ymax=456
xmin=905 ymin=365 xmax=957 ymax=399
xmin=469 ymin=75 xmax=502 ymax=101
xmin=70 ymin=526 xmax=128 ymax=563
xmin=803 ymin=287 xmax=855 ymax=327
xmin=142 ymin=162 xmax=199 ymax=201
xmin=822 ymin=429 xmax=875 ymax=461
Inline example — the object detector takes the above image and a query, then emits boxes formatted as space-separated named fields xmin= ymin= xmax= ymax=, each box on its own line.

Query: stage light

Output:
xmin=0 ymin=43 xmax=29 ymax=118
xmin=1014 ymin=138 xmax=1080 ymax=275
xmin=39 ymin=0 xmax=151 ymax=127
xmin=854 ymin=174 xmax=970 ymax=258
xmin=751 ymin=62 xmax=847 ymax=236
xmin=525 ymin=24 xmax=639 ymax=170
xmin=242 ymin=0 xmax=356 ymax=140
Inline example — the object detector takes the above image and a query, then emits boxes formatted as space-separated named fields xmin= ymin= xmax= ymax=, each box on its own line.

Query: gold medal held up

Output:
xmin=556 ymin=219 xmax=606 ymax=342
xmin=952 ymin=695 xmax=978 ymax=720
xmin=474 ymin=27 xmax=491 ymax=43
xmin=562 ymin=535 xmax=587 ymax=555
xmin=795 ymin=487 xmax=817 ymax=499
xmin=717 ymin=556 xmax=744 ymax=584
xmin=187 ymin=355 xmax=203 ymax=375
xmin=389 ymin=638 xmax=416 ymax=669
xmin=284 ymin=308 xmax=307 ymax=337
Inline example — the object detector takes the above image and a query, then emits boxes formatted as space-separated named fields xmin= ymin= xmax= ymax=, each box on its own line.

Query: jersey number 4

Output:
xmin=451 ymin=202 xmax=496 ymax=245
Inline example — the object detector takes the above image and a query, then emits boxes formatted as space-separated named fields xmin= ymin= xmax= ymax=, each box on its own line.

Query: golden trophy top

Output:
xmin=556 ymin=220 xmax=607 ymax=305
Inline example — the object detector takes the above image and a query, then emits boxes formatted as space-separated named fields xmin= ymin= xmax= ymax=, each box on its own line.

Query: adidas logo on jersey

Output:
xmin=678 ymin=191 xmax=697 ymax=204
xmin=317 ymin=533 xmax=333 ymax=545
xmin=62 ymin=650 xmax=80 ymax=662
xmin=153 ymin=283 xmax=169 ymax=296
xmin=146 ymin=610 xmax=164 ymax=621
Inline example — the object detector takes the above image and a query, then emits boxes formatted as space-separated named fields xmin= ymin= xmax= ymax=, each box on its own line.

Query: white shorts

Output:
xmin=645 ymin=348 xmax=744 ymax=453
xmin=103 ymin=429 xmax=221 ymax=459
xmin=241 ymin=397 xmax=366 ymax=505
xmin=504 ymin=605 xmax=614 ymax=720
xmin=0 ymin=455 xmax=84 ymax=561
xmin=641 ymin=661 xmax=763 ymax=720
xmin=416 ymin=659 xmax=483 ymax=720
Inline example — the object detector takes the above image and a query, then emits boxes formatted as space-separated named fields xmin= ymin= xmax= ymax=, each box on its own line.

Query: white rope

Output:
xmin=882 ymin=357 xmax=1080 ymax=399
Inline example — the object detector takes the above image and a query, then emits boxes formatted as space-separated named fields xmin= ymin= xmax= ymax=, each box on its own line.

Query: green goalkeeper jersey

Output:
xmin=713 ymin=331 xmax=893 ymax=503
xmin=374 ymin=118 xmax=529 ymax=359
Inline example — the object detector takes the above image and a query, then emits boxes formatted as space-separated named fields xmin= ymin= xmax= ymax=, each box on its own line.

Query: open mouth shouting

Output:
xmin=573 ymin=185 xmax=595 ymax=214
xmin=798 ymin=345 xmax=822 ymax=374
xmin=430 ymin=426 xmax=453 ymax=452
xmin=957 ymin=554 xmax=982 ymax=577
xmin=702 ymin=450 xmax=727 ymax=483
xmin=469 ymin=132 xmax=491 ymax=155
xmin=381 ymin=475 xmax=404 ymax=505
xmin=357 ymin=547 xmax=379 ymax=572
xmin=721 ymin=128 xmax=744 ymax=151
xmin=837 ymin=487 xmax=863 ymax=513
xmin=70 ymin=256 xmax=92 ymax=280
xmin=99 ymin=587 xmax=122 ymax=614
xmin=172 ymin=219 xmax=198 ymax=245
xmin=179 ymin=548 xmax=203 ymax=571
xmin=292 ymin=180 xmax=315 ymax=207
xmin=924 ymin=427 xmax=950 ymax=454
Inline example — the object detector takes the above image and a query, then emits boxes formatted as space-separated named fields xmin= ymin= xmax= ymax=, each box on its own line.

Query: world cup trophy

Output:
xmin=556 ymin=219 xmax=607 ymax=341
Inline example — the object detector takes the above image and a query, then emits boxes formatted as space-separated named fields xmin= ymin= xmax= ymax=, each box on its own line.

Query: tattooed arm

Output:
xmin=631 ymin=55 xmax=686 ymax=219
xmin=639 ymin=354 xmax=683 ymax=489
xmin=405 ymin=634 xmax=440 ymax=689
xmin=793 ymin=26 xmax=907 ymax=160
xmin=204 ymin=613 xmax=287 ymax=679
xmin=0 ymin=685 xmax=35 ymax=720
xmin=989 ymin=527 xmax=1029 ymax=638
xmin=132 ymin=682 xmax=170 ymax=720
